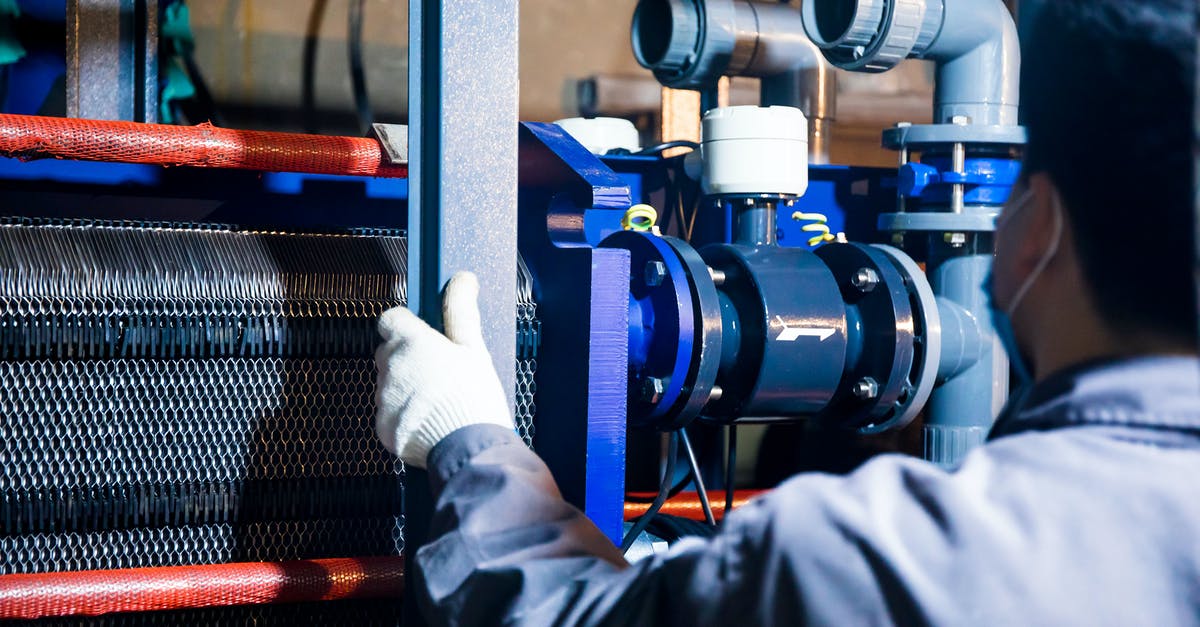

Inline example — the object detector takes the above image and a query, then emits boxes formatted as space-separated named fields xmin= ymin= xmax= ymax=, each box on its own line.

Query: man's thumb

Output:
xmin=443 ymin=272 xmax=486 ymax=349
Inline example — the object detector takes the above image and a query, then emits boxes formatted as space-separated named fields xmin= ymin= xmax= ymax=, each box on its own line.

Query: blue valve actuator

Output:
xmin=897 ymin=158 xmax=1022 ymax=205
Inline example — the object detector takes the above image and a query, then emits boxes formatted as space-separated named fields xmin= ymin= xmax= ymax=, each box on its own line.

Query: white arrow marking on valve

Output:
xmin=775 ymin=316 xmax=836 ymax=342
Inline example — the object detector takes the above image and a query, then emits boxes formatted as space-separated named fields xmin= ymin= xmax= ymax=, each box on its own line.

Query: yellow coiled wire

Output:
xmin=622 ymin=204 xmax=660 ymax=234
xmin=791 ymin=211 xmax=837 ymax=247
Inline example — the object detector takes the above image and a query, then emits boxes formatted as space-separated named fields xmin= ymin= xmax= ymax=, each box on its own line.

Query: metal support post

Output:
xmin=66 ymin=0 xmax=158 ymax=122
xmin=406 ymin=0 xmax=519 ymax=623
xmin=407 ymin=0 xmax=519 ymax=407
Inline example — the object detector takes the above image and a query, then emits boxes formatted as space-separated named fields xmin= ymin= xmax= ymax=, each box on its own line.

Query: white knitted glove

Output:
xmin=374 ymin=272 xmax=514 ymax=468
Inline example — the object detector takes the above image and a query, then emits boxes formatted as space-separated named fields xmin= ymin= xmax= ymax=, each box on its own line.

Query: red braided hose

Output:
xmin=0 ymin=556 xmax=404 ymax=620
xmin=0 ymin=114 xmax=408 ymax=178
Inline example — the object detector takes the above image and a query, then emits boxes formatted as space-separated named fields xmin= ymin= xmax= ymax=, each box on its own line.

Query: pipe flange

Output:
xmin=882 ymin=123 xmax=1028 ymax=149
xmin=601 ymin=231 xmax=722 ymax=430
xmin=878 ymin=211 xmax=1000 ymax=233
xmin=865 ymin=244 xmax=941 ymax=434
xmin=814 ymin=243 xmax=918 ymax=432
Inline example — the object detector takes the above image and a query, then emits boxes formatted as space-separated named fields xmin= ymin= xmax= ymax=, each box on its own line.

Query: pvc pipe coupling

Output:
xmin=802 ymin=0 xmax=1020 ymax=126
xmin=631 ymin=0 xmax=825 ymax=89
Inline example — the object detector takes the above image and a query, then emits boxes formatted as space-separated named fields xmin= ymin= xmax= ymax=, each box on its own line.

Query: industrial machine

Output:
xmin=0 ymin=0 xmax=1024 ymax=623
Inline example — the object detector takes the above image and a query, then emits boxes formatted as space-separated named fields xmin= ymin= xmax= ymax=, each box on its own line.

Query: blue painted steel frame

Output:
xmin=518 ymin=122 xmax=631 ymax=545
xmin=0 ymin=157 xmax=408 ymax=228
xmin=0 ymin=157 xmax=409 ymax=198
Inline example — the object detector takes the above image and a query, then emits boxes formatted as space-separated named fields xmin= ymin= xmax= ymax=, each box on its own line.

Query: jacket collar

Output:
xmin=989 ymin=356 xmax=1200 ymax=439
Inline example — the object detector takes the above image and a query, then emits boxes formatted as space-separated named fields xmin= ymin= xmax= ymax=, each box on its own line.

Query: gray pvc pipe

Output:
xmin=761 ymin=64 xmax=837 ymax=164
xmin=735 ymin=202 xmax=779 ymax=246
xmin=730 ymin=2 xmax=821 ymax=78
xmin=630 ymin=0 xmax=839 ymax=162
xmin=921 ymin=0 xmax=1021 ymax=126
xmin=925 ymin=252 xmax=1008 ymax=467
xmin=935 ymin=296 xmax=985 ymax=383
xmin=803 ymin=0 xmax=1020 ymax=127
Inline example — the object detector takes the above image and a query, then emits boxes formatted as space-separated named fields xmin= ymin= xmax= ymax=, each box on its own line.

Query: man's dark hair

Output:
xmin=1020 ymin=0 xmax=1196 ymax=340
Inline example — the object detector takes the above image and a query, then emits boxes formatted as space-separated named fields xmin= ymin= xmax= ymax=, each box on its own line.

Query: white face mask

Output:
xmin=997 ymin=188 xmax=1065 ymax=318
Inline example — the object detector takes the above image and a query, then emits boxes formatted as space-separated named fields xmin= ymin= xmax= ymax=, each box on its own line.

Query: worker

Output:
xmin=374 ymin=0 xmax=1199 ymax=623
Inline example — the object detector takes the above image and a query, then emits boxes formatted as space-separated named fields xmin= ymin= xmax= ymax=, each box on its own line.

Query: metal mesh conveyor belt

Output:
xmin=0 ymin=218 xmax=539 ymax=623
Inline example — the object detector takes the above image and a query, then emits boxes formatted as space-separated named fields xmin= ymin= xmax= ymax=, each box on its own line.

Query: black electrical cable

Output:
xmin=301 ymin=0 xmax=329 ymax=133
xmin=624 ymin=473 xmax=691 ymax=503
xmin=621 ymin=431 xmax=680 ymax=553
xmin=181 ymin=52 xmax=225 ymax=127
xmin=634 ymin=140 xmax=700 ymax=155
xmin=641 ymin=513 xmax=718 ymax=542
xmin=348 ymin=0 xmax=374 ymax=136
xmin=724 ymin=425 xmax=738 ymax=518
xmin=0 ymin=65 xmax=9 ymax=113
xmin=679 ymin=428 xmax=716 ymax=526
xmin=662 ymin=164 xmax=679 ymax=236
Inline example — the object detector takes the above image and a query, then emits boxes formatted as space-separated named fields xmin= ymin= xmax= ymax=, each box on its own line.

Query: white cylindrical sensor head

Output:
xmin=701 ymin=105 xmax=808 ymax=197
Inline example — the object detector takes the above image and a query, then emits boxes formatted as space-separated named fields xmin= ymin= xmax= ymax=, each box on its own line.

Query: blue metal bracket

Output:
xmin=518 ymin=122 xmax=632 ymax=546
xmin=521 ymin=121 xmax=631 ymax=247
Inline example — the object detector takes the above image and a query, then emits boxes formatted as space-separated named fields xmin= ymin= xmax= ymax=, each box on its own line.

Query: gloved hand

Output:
xmin=374 ymin=272 xmax=513 ymax=468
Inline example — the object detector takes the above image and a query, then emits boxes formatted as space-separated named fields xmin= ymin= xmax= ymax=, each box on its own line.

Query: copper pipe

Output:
xmin=625 ymin=490 xmax=765 ymax=522
xmin=0 ymin=556 xmax=404 ymax=620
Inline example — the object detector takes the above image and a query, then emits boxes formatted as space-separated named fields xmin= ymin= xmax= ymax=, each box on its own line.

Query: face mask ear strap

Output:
xmin=1005 ymin=190 xmax=1065 ymax=317
xmin=1003 ymin=188 xmax=1036 ymax=221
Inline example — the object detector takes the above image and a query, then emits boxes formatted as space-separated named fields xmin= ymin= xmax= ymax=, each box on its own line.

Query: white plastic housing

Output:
xmin=701 ymin=105 xmax=808 ymax=197
xmin=554 ymin=117 xmax=642 ymax=155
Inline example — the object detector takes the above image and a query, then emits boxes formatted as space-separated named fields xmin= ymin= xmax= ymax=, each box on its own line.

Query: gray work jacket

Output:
xmin=414 ymin=356 xmax=1200 ymax=625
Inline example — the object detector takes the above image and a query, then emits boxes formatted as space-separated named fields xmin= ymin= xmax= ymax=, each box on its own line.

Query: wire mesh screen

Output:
xmin=0 ymin=218 xmax=538 ymax=623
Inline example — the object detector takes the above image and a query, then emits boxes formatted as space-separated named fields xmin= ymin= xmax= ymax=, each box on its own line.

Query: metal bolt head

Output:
xmin=852 ymin=377 xmax=879 ymax=400
xmin=708 ymin=267 xmax=726 ymax=287
xmin=851 ymin=267 xmax=879 ymax=292
xmin=951 ymin=115 xmax=972 ymax=126
xmin=641 ymin=377 xmax=665 ymax=404
xmin=944 ymin=232 xmax=967 ymax=247
xmin=644 ymin=261 xmax=667 ymax=287
xmin=707 ymin=385 xmax=724 ymax=404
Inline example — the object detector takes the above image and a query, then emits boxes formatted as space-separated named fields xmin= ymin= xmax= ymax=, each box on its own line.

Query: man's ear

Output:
xmin=1016 ymin=172 xmax=1065 ymax=272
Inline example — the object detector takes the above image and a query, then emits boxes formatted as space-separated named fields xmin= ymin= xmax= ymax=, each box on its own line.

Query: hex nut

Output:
xmin=641 ymin=377 xmax=665 ymax=403
xmin=851 ymin=267 xmax=880 ymax=292
xmin=944 ymin=232 xmax=967 ymax=247
xmin=853 ymin=377 xmax=879 ymax=400
xmin=644 ymin=261 xmax=667 ymax=287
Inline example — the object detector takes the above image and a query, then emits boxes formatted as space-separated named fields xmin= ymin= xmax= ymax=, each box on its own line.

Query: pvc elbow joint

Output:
xmin=802 ymin=0 xmax=1020 ymax=126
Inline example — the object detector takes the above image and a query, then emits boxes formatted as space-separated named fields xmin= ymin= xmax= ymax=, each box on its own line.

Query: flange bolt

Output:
xmin=853 ymin=377 xmax=880 ymax=400
xmin=851 ymin=267 xmax=880 ymax=293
